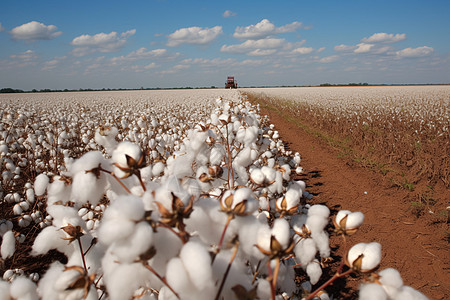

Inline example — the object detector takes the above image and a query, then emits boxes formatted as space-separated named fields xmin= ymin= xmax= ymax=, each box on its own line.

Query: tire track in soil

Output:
xmin=257 ymin=103 xmax=449 ymax=299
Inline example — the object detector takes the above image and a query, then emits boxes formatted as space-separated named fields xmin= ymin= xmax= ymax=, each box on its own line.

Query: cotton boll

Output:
xmin=1 ymin=230 xmax=16 ymax=259
xmin=256 ymin=279 xmax=272 ymax=300
xmin=378 ymin=268 xmax=403 ymax=298
xmin=13 ymin=204 xmax=22 ymax=215
xmin=166 ymin=257 xmax=194 ymax=297
xmin=26 ymin=189 xmax=35 ymax=204
xmin=347 ymin=242 xmax=381 ymax=272
xmin=179 ymin=241 xmax=214 ymax=292
xmin=10 ymin=276 xmax=38 ymax=300
xmin=69 ymin=151 xmax=108 ymax=175
xmin=284 ymin=188 xmax=300 ymax=210
xmin=394 ymin=285 xmax=429 ymax=300
xmin=306 ymin=215 xmax=328 ymax=234
xmin=311 ymin=231 xmax=330 ymax=258
xmin=272 ymin=218 xmax=290 ymax=249
xmin=308 ymin=204 xmax=330 ymax=218
xmin=31 ymin=226 xmax=67 ymax=256
xmin=359 ymin=283 xmax=388 ymax=300
xmin=47 ymin=176 xmax=72 ymax=205
xmin=294 ymin=238 xmax=317 ymax=267
xmin=109 ymin=222 xmax=153 ymax=263
xmin=236 ymin=216 xmax=266 ymax=260
xmin=306 ymin=260 xmax=322 ymax=285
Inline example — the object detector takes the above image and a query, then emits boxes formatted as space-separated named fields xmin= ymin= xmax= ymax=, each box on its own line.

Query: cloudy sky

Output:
xmin=1 ymin=0 xmax=449 ymax=90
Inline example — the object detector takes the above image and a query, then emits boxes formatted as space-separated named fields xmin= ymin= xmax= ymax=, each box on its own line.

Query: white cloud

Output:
xmin=233 ymin=19 xmax=302 ymax=40
xmin=317 ymin=47 xmax=326 ymax=53
xmin=6 ymin=50 xmax=38 ymax=68
xmin=167 ymin=26 xmax=223 ymax=47
xmin=0 ymin=23 xmax=5 ymax=32
xmin=395 ymin=46 xmax=434 ymax=58
xmin=223 ymin=10 xmax=237 ymax=18
xmin=248 ymin=49 xmax=277 ymax=56
xmin=361 ymin=33 xmax=406 ymax=43
xmin=71 ymin=29 xmax=136 ymax=55
xmin=354 ymin=43 xmax=374 ymax=53
xmin=221 ymin=38 xmax=286 ymax=54
xmin=10 ymin=21 xmax=62 ymax=41
xmin=130 ymin=62 xmax=158 ymax=72
xmin=111 ymin=48 xmax=173 ymax=64
xmin=334 ymin=44 xmax=357 ymax=52
xmin=291 ymin=47 xmax=314 ymax=55
xmin=319 ymin=55 xmax=338 ymax=63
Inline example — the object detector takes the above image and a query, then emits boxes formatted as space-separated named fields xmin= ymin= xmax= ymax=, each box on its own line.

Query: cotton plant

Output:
xmin=0 ymin=92 xmax=430 ymax=300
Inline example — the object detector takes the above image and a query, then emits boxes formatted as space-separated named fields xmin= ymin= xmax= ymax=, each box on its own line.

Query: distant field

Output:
xmin=243 ymin=86 xmax=450 ymax=190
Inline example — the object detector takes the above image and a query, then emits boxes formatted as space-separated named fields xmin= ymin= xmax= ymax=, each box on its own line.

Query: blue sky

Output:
xmin=1 ymin=0 xmax=449 ymax=90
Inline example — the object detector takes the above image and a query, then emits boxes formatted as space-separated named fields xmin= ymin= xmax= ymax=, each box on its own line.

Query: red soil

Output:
xmin=258 ymin=105 xmax=449 ymax=299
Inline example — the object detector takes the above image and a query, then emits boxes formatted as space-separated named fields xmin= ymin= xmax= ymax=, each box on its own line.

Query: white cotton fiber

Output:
xmin=104 ymin=263 xmax=149 ymax=300
xmin=306 ymin=260 xmax=322 ymax=285
xmin=307 ymin=214 xmax=328 ymax=234
xmin=378 ymin=268 xmax=403 ymax=298
xmin=394 ymin=285 xmax=429 ymax=300
xmin=359 ymin=283 xmax=388 ymax=300
xmin=69 ymin=151 xmax=107 ymax=175
xmin=0 ymin=280 xmax=10 ymax=300
xmin=71 ymin=171 xmax=106 ymax=206
xmin=272 ymin=218 xmax=290 ymax=249
xmin=311 ymin=231 xmax=330 ymax=258
xmin=10 ymin=276 xmax=38 ymax=300
xmin=250 ymin=168 xmax=265 ymax=185
xmin=1 ymin=230 xmax=15 ymax=259
xmin=284 ymin=188 xmax=300 ymax=209
xmin=110 ymin=222 xmax=153 ymax=263
xmin=347 ymin=242 xmax=381 ymax=271
xmin=294 ymin=238 xmax=317 ymax=267
xmin=256 ymin=279 xmax=272 ymax=300
xmin=179 ymin=241 xmax=213 ymax=291
xmin=31 ymin=226 xmax=66 ymax=256
xmin=308 ymin=204 xmax=330 ymax=218
xmin=34 ymin=173 xmax=49 ymax=196
xmin=166 ymin=257 xmax=193 ymax=296
xmin=346 ymin=212 xmax=364 ymax=229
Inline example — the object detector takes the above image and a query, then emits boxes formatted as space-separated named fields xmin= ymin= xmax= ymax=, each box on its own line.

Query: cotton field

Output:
xmin=243 ymin=86 xmax=450 ymax=188
xmin=0 ymin=89 xmax=429 ymax=300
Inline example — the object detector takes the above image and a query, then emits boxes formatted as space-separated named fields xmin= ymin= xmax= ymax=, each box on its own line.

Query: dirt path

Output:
xmin=257 ymin=104 xmax=449 ymax=299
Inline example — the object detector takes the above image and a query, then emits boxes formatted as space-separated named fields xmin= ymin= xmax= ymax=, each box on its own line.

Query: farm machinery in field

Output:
xmin=225 ymin=76 xmax=238 ymax=89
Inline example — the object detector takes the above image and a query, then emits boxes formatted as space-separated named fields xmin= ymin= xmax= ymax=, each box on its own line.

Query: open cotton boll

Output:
xmin=166 ymin=257 xmax=195 ymax=298
xmin=31 ymin=226 xmax=67 ymax=256
xmin=294 ymin=238 xmax=317 ymax=268
xmin=272 ymin=218 xmax=291 ymax=249
xmin=250 ymin=168 xmax=265 ymax=185
xmin=347 ymin=242 xmax=381 ymax=272
xmin=109 ymin=222 xmax=153 ymax=263
xmin=306 ymin=260 xmax=322 ymax=285
xmin=311 ymin=231 xmax=330 ymax=258
xmin=112 ymin=141 xmax=143 ymax=169
xmin=378 ymin=268 xmax=403 ymax=298
xmin=285 ymin=188 xmax=301 ymax=209
xmin=103 ymin=262 xmax=149 ymax=300
xmin=34 ymin=174 xmax=49 ymax=196
xmin=179 ymin=241 xmax=214 ymax=292
xmin=1 ymin=230 xmax=15 ymax=259
xmin=47 ymin=176 xmax=72 ymax=205
xmin=359 ymin=283 xmax=388 ymax=300
xmin=233 ymin=187 xmax=258 ymax=213
xmin=9 ymin=276 xmax=38 ymax=300
xmin=395 ymin=285 xmax=429 ymax=300
xmin=70 ymin=171 xmax=106 ymax=207
xmin=69 ymin=151 xmax=107 ymax=175
xmin=306 ymin=214 xmax=328 ymax=234
xmin=308 ymin=204 xmax=330 ymax=218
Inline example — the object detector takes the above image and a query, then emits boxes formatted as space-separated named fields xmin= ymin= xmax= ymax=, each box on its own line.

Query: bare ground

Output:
xmin=256 ymin=101 xmax=449 ymax=299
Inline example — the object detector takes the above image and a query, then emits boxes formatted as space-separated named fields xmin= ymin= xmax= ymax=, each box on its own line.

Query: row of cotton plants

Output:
xmin=242 ymin=86 xmax=449 ymax=186
xmin=1 ymin=90 xmax=428 ymax=299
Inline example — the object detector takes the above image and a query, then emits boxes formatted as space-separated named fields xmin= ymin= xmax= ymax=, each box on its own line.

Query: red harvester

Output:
xmin=225 ymin=76 xmax=238 ymax=89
